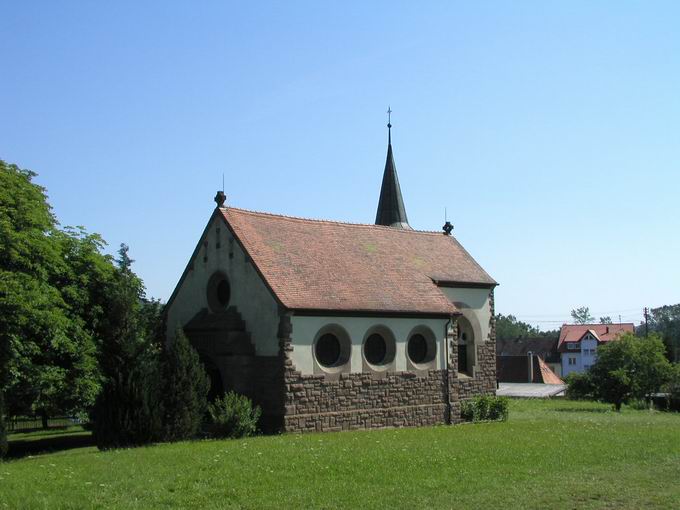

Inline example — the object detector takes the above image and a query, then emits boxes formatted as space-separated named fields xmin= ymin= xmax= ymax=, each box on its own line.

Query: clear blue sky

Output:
xmin=2 ymin=2 xmax=678 ymax=329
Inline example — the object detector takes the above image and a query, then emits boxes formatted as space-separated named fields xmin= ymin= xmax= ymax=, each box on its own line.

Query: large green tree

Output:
xmin=647 ymin=304 xmax=680 ymax=362
xmin=91 ymin=245 xmax=164 ymax=449
xmin=588 ymin=332 xmax=672 ymax=410
xmin=0 ymin=160 xmax=108 ymax=425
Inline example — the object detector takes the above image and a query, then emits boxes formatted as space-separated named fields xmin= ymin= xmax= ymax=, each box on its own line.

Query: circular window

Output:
xmin=315 ymin=333 xmax=342 ymax=367
xmin=407 ymin=328 xmax=436 ymax=366
xmin=207 ymin=272 xmax=231 ymax=312
xmin=216 ymin=279 xmax=230 ymax=307
xmin=364 ymin=333 xmax=387 ymax=365
xmin=408 ymin=334 xmax=428 ymax=364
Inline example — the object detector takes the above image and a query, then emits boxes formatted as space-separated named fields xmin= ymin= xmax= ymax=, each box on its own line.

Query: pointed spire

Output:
xmin=375 ymin=107 xmax=411 ymax=229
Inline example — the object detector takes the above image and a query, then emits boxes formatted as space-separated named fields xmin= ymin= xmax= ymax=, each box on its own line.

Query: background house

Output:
xmin=558 ymin=323 xmax=635 ymax=377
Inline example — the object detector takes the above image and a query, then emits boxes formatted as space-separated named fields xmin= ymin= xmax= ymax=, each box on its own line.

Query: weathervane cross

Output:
xmin=387 ymin=106 xmax=392 ymax=127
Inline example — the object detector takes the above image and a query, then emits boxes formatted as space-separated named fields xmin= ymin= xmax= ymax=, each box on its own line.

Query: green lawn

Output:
xmin=1 ymin=400 xmax=679 ymax=509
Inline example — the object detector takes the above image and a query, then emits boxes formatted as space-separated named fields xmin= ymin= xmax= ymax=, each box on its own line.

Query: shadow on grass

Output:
xmin=552 ymin=407 xmax=613 ymax=414
xmin=7 ymin=429 xmax=95 ymax=459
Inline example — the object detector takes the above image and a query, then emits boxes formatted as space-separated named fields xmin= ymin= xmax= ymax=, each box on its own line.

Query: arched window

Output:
xmin=456 ymin=316 xmax=475 ymax=376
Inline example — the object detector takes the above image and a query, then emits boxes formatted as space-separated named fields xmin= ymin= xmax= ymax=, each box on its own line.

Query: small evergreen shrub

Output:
xmin=161 ymin=328 xmax=209 ymax=441
xmin=460 ymin=396 xmax=509 ymax=422
xmin=207 ymin=392 xmax=261 ymax=439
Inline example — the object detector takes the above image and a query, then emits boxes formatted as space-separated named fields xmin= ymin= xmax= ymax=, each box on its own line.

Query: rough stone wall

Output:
xmin=278 ymin=291 xmax=498 ymax=433
xmin=283 ymin=370 xmax=448 ymax=432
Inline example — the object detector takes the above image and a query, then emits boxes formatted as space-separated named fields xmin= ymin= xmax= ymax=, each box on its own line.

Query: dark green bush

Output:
xmin=207 ymin=392 xmax=261 ymax=439
xmin=565 ymin=371 xmax=596 ymax=400
xmin=460 ymin=395 xmax=509 ymax=422
xmin=162 ymin=329 xmax=209 ymax=441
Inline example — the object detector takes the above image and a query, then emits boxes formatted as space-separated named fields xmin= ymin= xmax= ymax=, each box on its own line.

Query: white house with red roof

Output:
xmin=559 ymin=323 xmax=635 ymax=377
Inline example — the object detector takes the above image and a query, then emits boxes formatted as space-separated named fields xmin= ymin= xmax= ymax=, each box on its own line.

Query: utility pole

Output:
xmin=644 ymin=307 xmax=649 ymax=338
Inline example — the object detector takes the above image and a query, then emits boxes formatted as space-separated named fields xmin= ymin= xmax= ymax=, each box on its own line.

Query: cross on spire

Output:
xmin=387 ymin=106 xmax=392 ymax=128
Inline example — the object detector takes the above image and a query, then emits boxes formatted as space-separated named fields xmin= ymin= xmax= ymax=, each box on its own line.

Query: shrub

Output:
xmin=565 ymin=372 xmax=596 ymax=400
xmin=460 ymin=399 xmax=475 ymax=421
xmin=487 ymin=395 xmax=510 ymax=421
xmin=161 ymin=329 xmax=209 ymax=441
xmin=207 ymin=392 xmax=261 ymax=439
xmin=460 ymin=395 xmax=509 ymax=422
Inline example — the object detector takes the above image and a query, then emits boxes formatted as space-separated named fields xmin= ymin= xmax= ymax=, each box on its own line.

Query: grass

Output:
xmin=1 ymin=400 xmax=679 ymax=509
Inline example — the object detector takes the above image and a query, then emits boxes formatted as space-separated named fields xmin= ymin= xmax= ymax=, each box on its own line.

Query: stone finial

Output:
xmin=214 ymin=190 xmax=226 ymax=208
xmin=443 ymin=221 xmax=453 ymax=235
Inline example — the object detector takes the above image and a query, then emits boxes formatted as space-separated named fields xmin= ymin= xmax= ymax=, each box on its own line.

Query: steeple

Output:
xmin=375 ymin=108 xmax=411 ymax=229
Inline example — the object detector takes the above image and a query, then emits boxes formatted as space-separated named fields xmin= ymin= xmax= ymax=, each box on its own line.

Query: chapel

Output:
xmin=164 ymin=120 xmax=498 ymax=432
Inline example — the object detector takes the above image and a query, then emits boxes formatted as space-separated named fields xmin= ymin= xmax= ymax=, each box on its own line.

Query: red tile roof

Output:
xmin=558 ymin=323 xmax=635 ymax=350
xmin=220 ymin=207 xmax=496 ymax=315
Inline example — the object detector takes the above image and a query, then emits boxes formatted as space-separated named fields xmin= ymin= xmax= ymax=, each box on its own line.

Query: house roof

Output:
xmin=219 ymin=207 xmax=496 ymax=316
xmin=496 ymin=337 xmax=560 ymax=363
xmin=537 ymin=357 xmax=564 ymax=385
xmin=558 ymin=323 xmax=635 ymax=350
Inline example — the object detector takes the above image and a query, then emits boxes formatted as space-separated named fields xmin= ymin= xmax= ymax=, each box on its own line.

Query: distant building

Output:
xmin=496 ymin=336 xmax=563 ymax=383
xmin=558 ymin=323 xmax=635 ymax=377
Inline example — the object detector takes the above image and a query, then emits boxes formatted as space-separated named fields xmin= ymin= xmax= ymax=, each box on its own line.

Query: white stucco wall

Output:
xmin=561 ymin=351 xmax=582 ymax=377
xmin=439 ymin=287 xmax=492 ymax=344
xmin=290 ymin=315 xmax=449 ymax=374
xmin=165 ymin=215 xmax=281 ymax=355
xmin=562 ymin=337 xmax=598 ymax=376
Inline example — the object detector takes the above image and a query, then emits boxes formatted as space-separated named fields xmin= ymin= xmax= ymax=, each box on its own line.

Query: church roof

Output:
xmin=219 ymin=207 xmax=496 ymax=316
xmin=375 ymin=128 xmax=410 ymax=229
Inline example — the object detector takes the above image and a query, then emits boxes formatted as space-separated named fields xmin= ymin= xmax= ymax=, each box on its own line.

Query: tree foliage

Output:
xmin=91 ymin=246 xmax=164 ymax=449
xmin=1 ymin=161 xmax=107 ymax=424
xmin=599 ymin=316 xmax=613 ymax=324
xmin=647 ymin=304 xmax=680 ymax=362
xmin=162 ymin=328 xmax=209 ymax=441
xmin=570 ymin=306 xmax=594 ymax=324
xmin=587 ymin=333 xmax=672 ymax=410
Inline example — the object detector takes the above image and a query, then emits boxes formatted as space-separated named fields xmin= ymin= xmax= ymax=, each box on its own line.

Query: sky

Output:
xmin=2 ymin=1 xmax=679 ymax=330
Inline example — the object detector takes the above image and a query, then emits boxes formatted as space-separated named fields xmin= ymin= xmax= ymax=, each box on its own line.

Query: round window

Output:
xmin=207 ymin=272 xmax=231 ymax=312
xmin=315 ymin=333 xmax=341 ymax=367
xmin=216 ymin=279 xmax=230 ymax=307
xmin=408 ymin=334 xmax=428 ymax=364
xmin=364 ymin=333 xmax=387 ymax=365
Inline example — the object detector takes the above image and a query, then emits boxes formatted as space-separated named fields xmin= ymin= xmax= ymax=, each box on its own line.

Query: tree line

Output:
xmin=1 ymin=160 xmax=255 ymax=459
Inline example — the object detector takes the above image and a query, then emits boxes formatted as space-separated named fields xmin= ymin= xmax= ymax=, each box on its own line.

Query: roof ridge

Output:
xmin=222 ymin=206 xmax=450 ymax=236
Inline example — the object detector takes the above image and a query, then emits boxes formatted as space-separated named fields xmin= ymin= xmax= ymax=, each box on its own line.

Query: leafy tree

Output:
xmin=599 ymin=316 xmax=613 ymax=324
xmin=571 ymin=307 xmax=595 ymax=324
xmin=647 ymin=304 xmax=680 ymax=362
xmin=564 ymin=371 xmax=596 ymax=400
xmin=162 ymin=328 xmax=209 ymax=441
xmin=1 ymin=161 xmax=103 ymax=425
xmin=589 ymin=333 xmax=671 ymax=411
xmin=91 ymin=245 xmax=164 ymax=449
